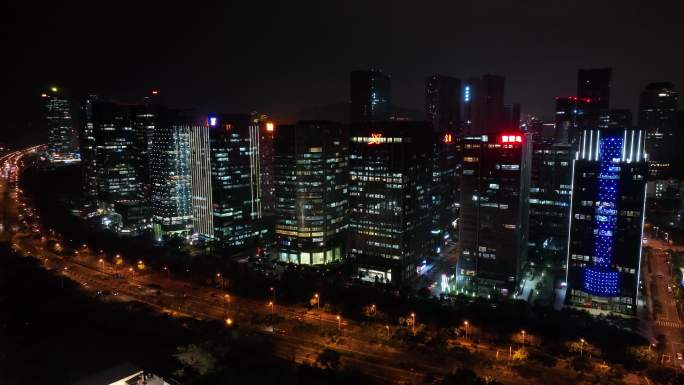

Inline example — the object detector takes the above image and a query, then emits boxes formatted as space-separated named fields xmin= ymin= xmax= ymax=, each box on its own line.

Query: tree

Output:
xmin=441 ymin=368 xmax=482 ymax=385
xmin=174 ymin=344 xmax=216 ymax=375
xmin=317 ymin=348 xmax=341 ymax=370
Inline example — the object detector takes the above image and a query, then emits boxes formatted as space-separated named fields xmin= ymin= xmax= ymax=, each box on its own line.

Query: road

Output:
xmin=0 ymin=147 xmax=502 ymax=385
xmin=643 ymin=224 xmax=684 ymax=367
xmin=0 ymin=146 xmax=653 ymax=385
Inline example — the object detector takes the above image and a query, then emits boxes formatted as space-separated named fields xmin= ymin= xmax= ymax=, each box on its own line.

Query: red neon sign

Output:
xmin=443 ymin=133 xmax=453 ymax=144
xmin=499 ymin=134 xmax=523 ymax=144
xmin=369 ymin=133 xmax=382 ymax=145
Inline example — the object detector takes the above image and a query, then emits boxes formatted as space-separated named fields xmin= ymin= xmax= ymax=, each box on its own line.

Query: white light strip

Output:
xmin=629 ymin=130 xmax=635 ymax=163
xmin=588 ymin=130 xmax=593 ymax=160
xmin=636 ymin=129 xmax=642 ymax=162
xmin=595 ymin=130 xmax=600 ymax=161
xmin=582 ymin=131 xmax=587 ymax=159
xmin=635 ymin=183 xmax=647 ymax=301
xmin=565 ymin=158 xmax=576 ymax=285
xmin=622 ymin=129 xmax=627 ymax=162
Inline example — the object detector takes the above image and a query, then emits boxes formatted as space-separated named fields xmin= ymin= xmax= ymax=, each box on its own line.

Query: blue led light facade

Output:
xmin=582 ymin=136 xmax=622 ymax=296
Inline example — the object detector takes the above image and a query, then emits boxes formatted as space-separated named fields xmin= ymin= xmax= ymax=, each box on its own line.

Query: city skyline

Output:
xmin=4 ymin=2 xmax=684 ymax=384
xmin=5 ymin=2 xmax=684 ymax=147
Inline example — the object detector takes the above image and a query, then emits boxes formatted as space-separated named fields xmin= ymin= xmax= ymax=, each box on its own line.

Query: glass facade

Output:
xmin=44 ymin=88 xmax=80 ymax=163
xmin=348 ymin=122 xmax=432 ymax=284
xmin=91 ymin=101 xmax=150 ymax=234
xmin=150 ymin=110 xmax=193 ymax=238
xmin=274 ymin=121 xmax=348 ymax=265
xmin=566 ymin=128 xmax=647 ymax=315
xmin=457 ymin=132 xmax=531 ymax=296
xmin=209 ymin=114 xmax=266 ymax=248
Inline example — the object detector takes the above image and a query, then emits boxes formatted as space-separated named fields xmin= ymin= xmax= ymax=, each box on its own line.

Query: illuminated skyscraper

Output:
xmin=79 ymin=94 xmax=99 ymax=202
xmin=189 ymin=123 xmax=214 ymax=240
xmin=274 ymin=121 xmax=348 ymax=265
xmin=208 ymin=114 xmax=266 ymax=249
xmin=639 ymin=82 xmax=679 ymax=179
xmin=91 ymin=101 xmax=150 ymax=234
xmin=350 ymin=70 xmax=390 ymax=123
xmin=43 ymin=87 xmax=80 ymax=163
xmin=150 ymin=109 xmax=193 ymax=238
xmin=566 ymin=127 xmax=647 ymax=315
xmin=457 ymin=131 xmax=531 ymax=296
xmin=348 ymin=122 xmax=432 ymax=284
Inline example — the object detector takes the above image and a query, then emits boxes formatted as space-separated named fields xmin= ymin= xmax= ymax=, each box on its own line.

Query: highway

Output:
xmin=0 ymin=146 xmax=476 ymax=385
xmin=643 ymin=226 xmax=684 ymax=367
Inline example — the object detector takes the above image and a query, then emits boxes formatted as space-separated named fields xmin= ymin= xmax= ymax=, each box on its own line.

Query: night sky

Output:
xmin=4 ymin=1 xmax=684 ymax=146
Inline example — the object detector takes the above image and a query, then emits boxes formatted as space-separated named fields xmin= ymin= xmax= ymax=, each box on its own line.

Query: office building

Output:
xmin=426 ymin=75 xmax=461 ymax=133
xmin=348 ymin=122 xmax=432 ymax=284
xmin=639 ymin=82 xmax=679 ymax=179
xmin=91 ymin=101 xmax=150 ymax=233
xmin=566 ymin=127 xmax=647 ymax=315
xmin=189 ymin=123 xmax=214 ymax=240
xmin=350 ymin=70 xmax=390 ymax=123
xmin=602 ymin=109 xmax=632 ymax=128
xmin=425 ymin=76 xmax=461 ymax=250
xmin=43 ymin=87 xmax=80 ymax=163
xmin=462 ymin=75 xmax=506 ymax=135
xmin=254 ymin=114 xmax=276 ymax=215
xmin=150 ymin=109 xmax=193 ymax=238
xmin=208 ymin=114 xmax=266 ymax=248
xmin=457 ymin=131 xmax=531 ymax=296
xmin=504 ymin=103 xmax=521 ymax=130
xmin=577 ymin=68 xmax=612 ymax=130
xmin=578 ymin=68 xmax=611 ymax=111
xmin=79 ymin=94 xmax=99 ymax=202
xmin=274 ymin=121 xmax=348 ymax=265
xmin=528 ymin=141 xmax=574 ymax=272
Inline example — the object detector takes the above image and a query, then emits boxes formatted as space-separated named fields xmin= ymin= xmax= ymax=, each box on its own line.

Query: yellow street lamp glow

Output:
xmin=225 ymin=318 xmax=233 ymax=326
xmin=51 ymin=87 xmax=58 ymax=92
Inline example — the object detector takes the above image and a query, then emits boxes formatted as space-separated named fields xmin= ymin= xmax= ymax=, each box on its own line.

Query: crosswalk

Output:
xmin=655 ymin=320 xmax=684 ymax=329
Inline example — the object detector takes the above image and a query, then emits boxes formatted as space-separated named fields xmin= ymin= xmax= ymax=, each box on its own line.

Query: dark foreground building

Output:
xmin=348 ymin=121 xmax=432 ymax=284
xmin=566 ymin=127 xmax=647 ymax=315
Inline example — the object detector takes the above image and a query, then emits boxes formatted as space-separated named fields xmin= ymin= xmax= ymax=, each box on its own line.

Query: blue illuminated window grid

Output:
xmin=582 ymin=136 xmax=622 ymax=296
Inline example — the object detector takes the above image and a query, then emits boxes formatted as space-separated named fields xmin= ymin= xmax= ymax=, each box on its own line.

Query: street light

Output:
xmin=314 ymin=293 xmax=320 ymax=310
xmin=225 ymin=318 xmax=233 ymax=327
xmin=269 ymin=286 xmax=276 ymax=301
xmin=385 ymin=324 xmax=390 ymax=338
xmin=268 ymin=301 xmax=275 ymax=314
xmin=98 ymin=258 xmax=104 ymax=272
xmin=580 ymin=338 xmax=585 ymax=357
xmin=464 ymin=320 xmax=469 ymax=340
xmin=61 ymin=266 xmax=68 ymax=288
xmin=411 ymin=313 xmax=416 ymax=335
xmin=336 ymin=315 xmax=341 ymax=331
xmin=521 ymin=330 xmax=526 ymax=347
xmin=163 ymin=266 xmax=170 ymax=279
